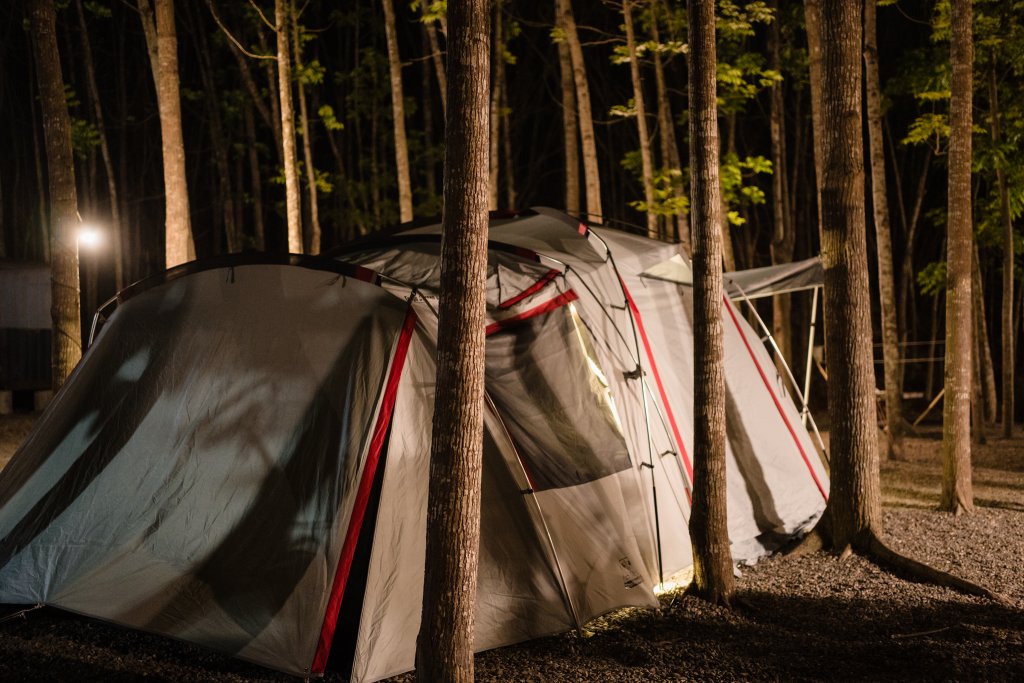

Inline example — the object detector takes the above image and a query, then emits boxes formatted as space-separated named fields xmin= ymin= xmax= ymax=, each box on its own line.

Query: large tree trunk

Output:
xmin=623 ymin=0 xmax=657 ymax=239
xmin=292 ymin=4 xmax=322 ymax=253
xmin=769 ymin=0 xmax=795 ymax=368
xmin=28 ymin=0 xmax=82 ymax=389
xmin=139 ymin=0 xmax=195 ymax=268
xmin=940 ymin=0 xmax=974 ymax=515
xmin=382 ymin=0 xmax=413 ymax=222
xmin=687 ymin=0 xmax=735 ymax=607
xmin=414 ymin=0 xmax=490 ymax=678
xmin=803 ymin=0 xmax=825 ymax=243
xmin=556 ymin=0 xmax=602 ymax=224
xmin=989 ymin=61 xmax=1014 ymax=437
xmin=75 ymin=0 xmax=124 ymax=289
xmin=818 ymin=0 xmax=882 ymax=549
xmin=864 ymin=0 xmax=903 ymax=458
xmin=275 ymin=0 xmax=302 ymax=252
xmin=556 ymin=0 xmax=580 ymax=216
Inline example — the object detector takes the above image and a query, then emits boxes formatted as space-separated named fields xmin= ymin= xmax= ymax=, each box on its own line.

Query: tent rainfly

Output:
xmin=0 ymin=209 xmax=828 ymax=681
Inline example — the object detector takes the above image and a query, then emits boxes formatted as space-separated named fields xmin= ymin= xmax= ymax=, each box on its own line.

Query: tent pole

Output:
xmin=730 ymin=280 xmax=829 ymax=462
xmin=802 ymin=287 xmax=819 ymax=427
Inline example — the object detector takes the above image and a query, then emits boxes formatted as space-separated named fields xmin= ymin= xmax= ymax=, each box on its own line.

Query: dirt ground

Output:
xmin=0 ymin=414 xmax=1021 ymax=682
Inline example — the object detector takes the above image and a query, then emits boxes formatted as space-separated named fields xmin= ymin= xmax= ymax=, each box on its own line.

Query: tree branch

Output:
xmin=205 ymin=0 xmax=275 ymax=59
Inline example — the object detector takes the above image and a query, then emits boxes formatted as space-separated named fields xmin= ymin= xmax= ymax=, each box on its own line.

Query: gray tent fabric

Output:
xmin=641 ymin=255 xmax=823 ymax=300
xmin=0 ymin=211 xmax=827 ymax=681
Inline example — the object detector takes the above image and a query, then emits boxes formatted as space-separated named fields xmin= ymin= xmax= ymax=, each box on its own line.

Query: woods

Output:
xmin=1 ymin=0 xmax=1023 ymax=680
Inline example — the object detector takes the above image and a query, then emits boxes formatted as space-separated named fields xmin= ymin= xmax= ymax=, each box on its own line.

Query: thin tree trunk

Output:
xmin=275 ymin=0 xmax=302 ymax=252
xmin=489 ymin=1 xmax=503 ymax=210
xmin=650 ymin=4 xmax=687 ymax=250
xmin=898 ymin=149 xmax=931 ymax=349
xmin=29 ymin=55 xmax=50 ymax=263
xmin=769 ymin=0 xmax=794 ymax=369
xmin=421 ymin=26 xmax=438 ymax=205
xmin=556 ymin=0 xmax=579 ymax=216
xmin=243 ymin=103 xmax=266 ymax=249
xmin=422 ymin=3 xmax=447 ymax=115
xmin=500 ymin=75 xmax=515 ymax=209
xmin=864 ymin=0 xmax=903 ymax=457
xmin=687 ymin=0 xmax=735 ymax=607
xmin=972 ymin=297 xmax=987 ymax=445
xmin=414 ymin=0 xmax=490 ymax=677
xmin=941 ymin=0 xmax=974 ymax=515
xmin=972 ymin=246 xmax=998 ymax=422
xmin=817 ymin=0 xmax=881 ymax=549
xmin=803 ymin=0 xmax=825 ymax=243
xmin=75 ymin=0 xmax=123 ymax=289
xmin=292 ymin=4 xmax=322 ymax=253
xmin=989 ymin=61 xmax=1014 ymax=437
xmin=28 ymin=0 xmax=82 ymax=389
xmin=382 ymin=0 xmax=413 ymax=222
xmin=557 ymin=0 xmax=602 ymax=224
xmin=623 ymin=0 xmax=657 ymax=239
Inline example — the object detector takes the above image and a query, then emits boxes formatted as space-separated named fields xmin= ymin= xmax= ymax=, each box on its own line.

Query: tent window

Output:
xmin=485 ymin=305 xmax=632 ymax=491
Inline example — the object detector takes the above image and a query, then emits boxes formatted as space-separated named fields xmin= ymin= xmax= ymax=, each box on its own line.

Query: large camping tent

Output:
xmin=0 ymin=209 xmax=828 ymax=681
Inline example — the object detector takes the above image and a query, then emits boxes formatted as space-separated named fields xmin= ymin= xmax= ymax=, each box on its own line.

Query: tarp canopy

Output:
xmin=641 ymin=255 xmax=824 ymax=300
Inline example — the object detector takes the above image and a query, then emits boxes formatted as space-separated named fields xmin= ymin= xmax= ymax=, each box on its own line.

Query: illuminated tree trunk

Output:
xmin=769 ymin=0 xmax=794 ymax=367
xmin=275 ymin=0 xmax=302 ymax=252
xmin=623 ymin=0 xmax=657 ymax=239
xmin=28 ymin=0 xmax=83 ymax=389
xmin=556 ymin=0 xmax=580 ymax=216
xmin=414 ymin=0 xmax=490 ymax=678
xmin=139 ymin=0 xmax=195 ymax=267
xmin=940 ymin=0 xmax=974 ymax=515
xmin=803 ymin=0 xmax=825 ymax=242
xmin=687 ymin=0 xmax=735 ymax=607
xmin=650 ymin=5 xmax=687 ymax=249
xmin=864 ymin=0 xmax=903 ymax=458
xmin=382 ymin=0 xmax=413 ymax=222
xmin=292 ymin=3 xmax=322 ymax=252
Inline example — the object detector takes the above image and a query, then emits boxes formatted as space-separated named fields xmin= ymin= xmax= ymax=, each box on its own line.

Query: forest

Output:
xmin=0 ymin=0 xmax=1023 ymax=681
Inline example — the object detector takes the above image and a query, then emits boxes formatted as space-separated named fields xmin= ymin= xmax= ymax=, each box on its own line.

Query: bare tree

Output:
xmin=383 ymin=0 xmax=413 ymax=222
xmin=139 ymin=0 xmax=195 ymax=267
xmin=275 ymin=0 xmax=302 ymax=252
xmin=556 ymin=0 xmax=602 ymax=224
xmin=864 ymin=0 xmax=903 ymax=458
xmin=941 ymin=0 xmax=974 ymax=515
xmin=555 ymin=0 xmax=579 ymax=216
xmin=687 ymin=0 xmax=735 ymax=606
xmin=28 ymin=0 xmax=83 ymax=389
xmin=623 ymin=0 xmax=657 ymax=239
xmin=414 ymin=0 xmax=490 ymax=678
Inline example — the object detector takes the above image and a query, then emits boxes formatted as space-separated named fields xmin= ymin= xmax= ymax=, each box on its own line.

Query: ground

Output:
xmin=0 ymin=416 xmax=1021 ymax=682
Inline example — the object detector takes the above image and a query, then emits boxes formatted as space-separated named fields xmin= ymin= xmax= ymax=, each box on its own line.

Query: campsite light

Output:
xmin=77 ymin=224 xmax=103 ymax=250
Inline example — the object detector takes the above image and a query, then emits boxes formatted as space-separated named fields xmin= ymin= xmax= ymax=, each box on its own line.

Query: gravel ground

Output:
xmin=0 ymin=415 xmax=1021 ymax=682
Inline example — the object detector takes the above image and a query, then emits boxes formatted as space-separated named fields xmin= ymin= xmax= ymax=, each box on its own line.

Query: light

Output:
xmin=77 ymin=225 xmax=103 ymax=251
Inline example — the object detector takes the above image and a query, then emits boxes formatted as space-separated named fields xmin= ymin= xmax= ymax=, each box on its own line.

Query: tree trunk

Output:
xmin=275 ymin=0 xmax=302 ymax=252
xmin=75 ymin=0 xmax=124 ymax=289
xmin=557 ymin=0 xmax=602 ymax=224
xmin=243 ymin=103 xmax=266 ymax=250
xmin=382 ymin=0 xmax=413 ymax=222
xmin=818 ymin=0 xmax=882 ymax=549
xmin=414 ymin=0 xmax=489 ymax=678
xmin=686 ymin=0 xmax=735 ymax=607
xmin=139 ymin=0 xmax=195 ymax=268
xmin=292 ymin=4 xmax=322 ymax=253
xmin=803 ymin=0 xmax=825 ymax=243
xmin=971 ymin=246 xmax=998 ymax=422
xmin=623 ymin=0 xmax=657 ymax=239
xmin=769 ymin=0 xmax=794 ymax=369
xmin=940 ymin=0 xmax=974 ymax=515
xmin=421 ymin=3 xmax=447 ymax=115
xmin=28 ymin=0 xmax=83 ymax=389
xmin=897 ymin=149 xmax=931 ymax=351
xmin=650 ymin=4 xmax=687 ymax=250
xmin=500 ymin=74 xmax=515 ymax=209
xmin=488 ymin=1 xmax=503 ymax=210
xmin=989 ymin=61 xmax=1014 ymax=437
xmin=556 ymin=0 xmax=580 ymax=216
xmin=864 ymin=0 xmax=903 ymax=458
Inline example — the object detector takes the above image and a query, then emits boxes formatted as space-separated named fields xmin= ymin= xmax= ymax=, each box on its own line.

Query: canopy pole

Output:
xmin=802 ymin=286 xmax=819 ymax=427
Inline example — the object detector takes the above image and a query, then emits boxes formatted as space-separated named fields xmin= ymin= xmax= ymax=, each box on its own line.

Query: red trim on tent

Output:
xmin=311 ymin=307 xmax=418 ymax=674
xmin=486 ymin=290 xmax=579 ymax=336
xmin=722 ymin=298 xmax=828 ymax=502
xmin=351 ymin=265 xmax=377 ymax=283
xmin=498 ymin=269 xmax=562 ymax=310
xmin=578 ymin=222 xmax=588 ymax=235
xmin=620 ymin=280 xmax=694 ymax=497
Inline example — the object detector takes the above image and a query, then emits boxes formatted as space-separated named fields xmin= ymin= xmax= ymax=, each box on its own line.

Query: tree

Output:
xmin=803 ymin=0 xmax=824 ymax=242
xmin=687 ymin=0 xmax=734 ymax=607
xmin=28 ymin=0 xmax=83 ymax=389
xmin=864 ymin=0 xmax=903 ymax=459
xmin=414 ymin=0 xmax=490 ymax=678
xmin=275 ymin=0 xmax=302 ymax=253
xmin=555 ymin=1 xmax=580 ymax=217
xmin=621 ymin=0 xmax=657 ymax=239
xmin=556 ymin=0 xmax=602 ymax=224
xmin=941 ymin=0 xmax=974 ymax=515
xmin=989 ymin=60 xmax=1014 ymax=438
xmin=293 ymin=3 xmax=323 ymax=252
xmin=382 ymin=0 xmax=413 ymax=223
xmin=139 ymin=0 xmax=194 ymax=268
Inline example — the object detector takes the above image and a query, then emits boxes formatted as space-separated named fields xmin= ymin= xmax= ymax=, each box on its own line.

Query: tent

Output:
xmin=0 ymin=209 xmax=828 ymax=681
